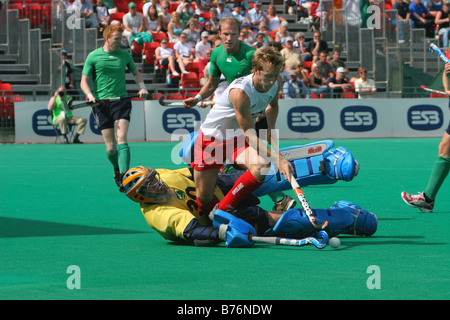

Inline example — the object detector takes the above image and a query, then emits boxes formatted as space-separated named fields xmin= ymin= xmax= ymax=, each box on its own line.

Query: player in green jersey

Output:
xmin=80 ymin=24 xmax=148 ymax=190
xmin=183 ymin=17 xmax=254 ymax=108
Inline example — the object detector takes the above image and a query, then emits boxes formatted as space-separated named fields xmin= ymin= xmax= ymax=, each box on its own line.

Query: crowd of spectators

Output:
xmin=56 ymin=0 xmax=383 ymax=98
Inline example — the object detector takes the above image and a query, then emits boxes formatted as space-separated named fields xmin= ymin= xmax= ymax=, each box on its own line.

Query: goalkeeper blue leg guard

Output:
xmin=264 ymin=201 xmax=378 ymax=238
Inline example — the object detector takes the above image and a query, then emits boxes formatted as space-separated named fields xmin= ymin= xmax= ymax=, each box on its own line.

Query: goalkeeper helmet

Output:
xmin=122 ymin=166 xmax=170 ymax=203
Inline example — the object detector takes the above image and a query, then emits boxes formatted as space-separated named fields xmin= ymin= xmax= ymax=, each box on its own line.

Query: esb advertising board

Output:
xmin=13 ymin=98 xmax=449 ymax=143
xmin=14 ymin=100 xmax=146 ymax=143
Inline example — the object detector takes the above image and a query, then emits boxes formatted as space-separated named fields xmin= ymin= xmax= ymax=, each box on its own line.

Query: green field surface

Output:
xmin=1 ymin=138 xmax=449 ymax=300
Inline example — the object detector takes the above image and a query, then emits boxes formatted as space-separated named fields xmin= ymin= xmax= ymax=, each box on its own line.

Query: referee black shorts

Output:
xmin=92 ymin=98 xmax=132 ymax=130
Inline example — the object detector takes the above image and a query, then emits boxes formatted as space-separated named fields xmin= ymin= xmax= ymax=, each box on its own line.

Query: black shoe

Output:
xmin=73 ymin=138 xmax=83 ymax=144
xmin=64 ymin=137 xmax=70 ymax=144
xmin=114 ymin=169 xmax=125 ymax=193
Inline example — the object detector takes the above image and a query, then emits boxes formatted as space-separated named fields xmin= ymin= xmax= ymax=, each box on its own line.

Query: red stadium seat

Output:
xmin=110 ymin=12 xmax=125 ymax=22
xmin=142 ymin=42 xmax=159 ymax=64
xmin=152 ymin=31 xmax=168 ymax=43
xmin=181 ymin=72 xmax=200 ymax=89
xmin=185 ymin=62 xmax=199 ymax=73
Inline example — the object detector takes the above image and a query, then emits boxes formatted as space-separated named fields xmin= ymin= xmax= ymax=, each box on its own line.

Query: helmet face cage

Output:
xmin=122 ymin=167 xmax=170 ymax=203
xmin=137 ymin=170 xmax=170 ymax=203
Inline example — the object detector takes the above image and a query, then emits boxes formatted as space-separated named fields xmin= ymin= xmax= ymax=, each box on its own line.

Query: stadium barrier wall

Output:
xmin=14 ymin=98 xmax=450 ymax=143
xmin=15 ymin=100 xmax=146 ymax=143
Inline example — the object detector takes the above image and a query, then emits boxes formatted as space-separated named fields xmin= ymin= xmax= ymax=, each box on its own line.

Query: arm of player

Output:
xmin=231 ymin=88 xmax=292 ymax=182
xmin=443 ymin=62 xmax=450 ymax=94
xmin=80 ymin=74 xmax=96 ymax=103
xmin=183 ymin=75 xmax=220 ymax=109
xmin=264 ymin=79 xmax=293 ymax=181
xmin=131 ymin=69 xmax=149 ymax=99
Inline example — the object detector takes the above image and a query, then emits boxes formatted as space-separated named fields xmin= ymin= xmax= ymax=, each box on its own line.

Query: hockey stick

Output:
xmin=249 ymin=231 xmax=329 ymax=249
xmin=290 ymin=174 xmax=329 ymax=230
xmin=420 ymin=85 xmax=449 ymax=96
xmin=429 ymin=43 xmax=450 ymax=63
xmin=69 ymin=94 xmax=141 ymax=110
xmin=159 ymin=96 xmax=215 ymax=107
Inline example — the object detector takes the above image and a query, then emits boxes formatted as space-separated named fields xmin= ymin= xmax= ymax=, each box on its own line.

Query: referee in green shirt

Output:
xmin=81 ymin=24 xmax=148 ymax=190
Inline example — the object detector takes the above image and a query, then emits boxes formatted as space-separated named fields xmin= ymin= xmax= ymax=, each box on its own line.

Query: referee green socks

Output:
xmin=117 ymin=143 xmax=130 ymax=174
xmin=424 ymin=156 xmax=450 ymax=201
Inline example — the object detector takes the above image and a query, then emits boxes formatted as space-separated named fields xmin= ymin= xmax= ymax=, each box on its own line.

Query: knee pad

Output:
xmin=330 ymin=201 xmax=378 ymax=236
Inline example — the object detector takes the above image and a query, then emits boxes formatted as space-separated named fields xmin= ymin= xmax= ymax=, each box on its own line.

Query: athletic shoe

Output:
xmin=172 ymin=71 xmax=180 ymax=76
xmin=272 ymin=195 xmax=297 ymax=212
xmin=401 ymin=191 xmax=435 ymax=213
xmin=114 ymin=168 xmax=125 ymax=193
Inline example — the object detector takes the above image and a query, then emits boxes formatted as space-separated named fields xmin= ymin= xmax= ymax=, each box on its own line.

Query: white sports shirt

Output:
xmin=200 ymin=73 xmax=279 ymax=139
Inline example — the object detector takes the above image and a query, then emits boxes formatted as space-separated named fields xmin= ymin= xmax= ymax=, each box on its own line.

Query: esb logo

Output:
xmin=162 ymin=108 xmax=200 ymax=133
xmin=287 ymin=106 xmax=324 ymax=132
xmin=32 ymin=109 xmax=57 ymax=136
xmin=340 ymin=106 xmax=377 ymax=132
xmin=407 ymin=105 xmax=443 ymax=131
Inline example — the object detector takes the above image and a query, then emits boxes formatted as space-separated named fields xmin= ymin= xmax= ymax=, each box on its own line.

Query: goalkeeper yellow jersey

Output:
xmin=139 ymin=168 xmax=224 ymax=242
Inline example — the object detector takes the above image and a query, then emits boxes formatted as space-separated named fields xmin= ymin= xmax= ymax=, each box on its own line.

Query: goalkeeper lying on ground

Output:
xmin=121 ymin=148 xmax=378 ymax=247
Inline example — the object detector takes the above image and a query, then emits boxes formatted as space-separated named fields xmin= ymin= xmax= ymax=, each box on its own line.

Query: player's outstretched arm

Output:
xmin=183 ymin=75 xmax=220 ymax=109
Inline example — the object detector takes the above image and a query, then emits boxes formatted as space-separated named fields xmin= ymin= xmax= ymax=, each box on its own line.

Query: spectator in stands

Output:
xmin=429 ymin=0 xmax=443 ymax=13
xmin=231 ymin=2 xmax=246 ymax=23
xmin=295 ymin=60 xmax=310 ymax=87
xmin=409 ymin=0 xmax=436 ymax=38
xmin=73 ymin=0 xmax=98 ymax=28
xmin=174 ymin=31 xmax=197 ymax=74
xmin=58 ymin=50 xmax=75 ymax=91
xmin=275 ymin=21 xmax=292 ymax=46
xmin=168 ymin=11 xmax=185 ymax=42
xmin=307 ymin=30 xmax=328 ymax=62
xmin=202 ymin=20 xmax=217 ymax=41
xmin=196 ymin=31 xmax=212 ymax=60
xmin=197 ymin=0 xmax=216 ymax=14
xmin=293 ymin=32 xmax=311 ymax=61
xmin=216 ymin=0 xmax=232 ymax=19
xmin=102 ymin=0 xmax=117 ymax=14
xmin=183 ymin=18 xmax=201 ymax=47
xmin=123 ymin=2 xmax=144 ymax=45
xmin=308 ymin=63 xmax=329 ymax=96
xmin=94 ymin=0 xmax=110 ymax=34
xmin=329 ymin=48 xmax=348 ymax=75
xmin=283 ymin=70 xmax=310 ymax=98
xmin=245 ymin=0 xmax=269 ymax=32
xmin=281 ymin=37 xmax=302 ymax=72
xmin=257 ymin=22 xmax=274 ymax=41
xmin=199 ymin=48 xmax=212 ymax=85
xmin=316 ymin=50 xmax=333 ymax=79
xmin=180 ymin=2 xmax=194 ymax=26
xmin=208 ymin=8 xmax=220 ymax=34
xmin=266 ymin=3 xmax=287 ymax=33
xmin=155 ymin=39 xmax=180 ymax=76
xmin=158 ymin=1 xmax=172 ymax=33
xmin=252 ymin=32 xmax=268 ymax=48
xmin=176 ymin=0 xmax=194 ymax=14
xmin=142 ymin=0 xmax=160 ymax=15
xmin=354 ymin=67 xmax=376 ymax=98
xmin=327 ymin=67 xmax=352 ymax=98
xmin=393 ymin=0 xmax=411 ymax=43
xmin=435 ymin=0 xmax=450 ymax=49
xmin=143 ymin=4 xmax=159 ymax=33
xmin=48 ymin=86 xmax=87 ymax=144
xmin=239 ymin=30 xmax=252 ymax=46
xmin=240 ymin=22 xmax=255 ymax=43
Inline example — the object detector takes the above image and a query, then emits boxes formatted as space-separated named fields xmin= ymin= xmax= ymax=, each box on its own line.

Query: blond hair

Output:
xmin=252 ymin=46 xmax=285 ymax=71
xmin=219 ymin=17 xmax=241 ymax=32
